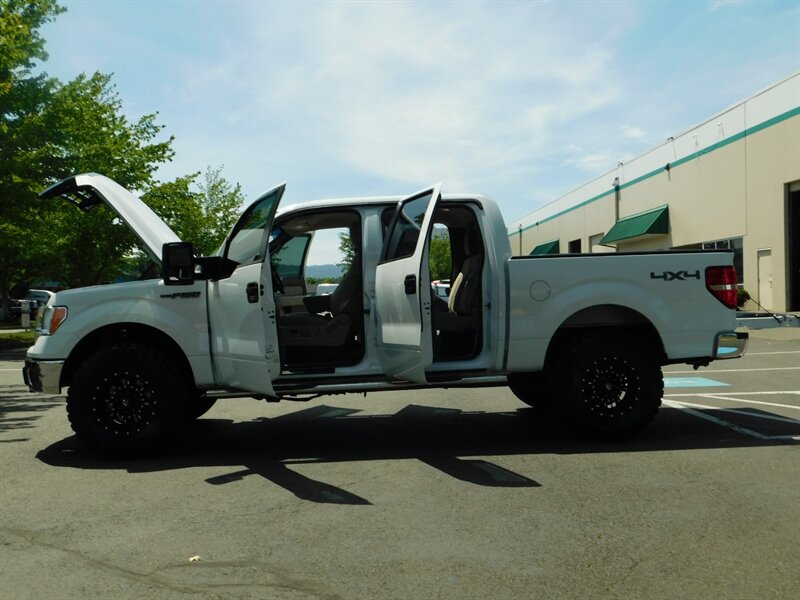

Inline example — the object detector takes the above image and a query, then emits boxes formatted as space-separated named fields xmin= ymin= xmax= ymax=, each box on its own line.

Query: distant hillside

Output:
xmin=306 ymin=264 xmax=343 ymax=279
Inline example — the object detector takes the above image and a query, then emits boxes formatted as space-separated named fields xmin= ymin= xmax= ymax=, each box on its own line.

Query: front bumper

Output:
xmin=713 ymin=331 xmax=749 ymax=360
xmin=23 ymin=359 xmax=64 ymax=394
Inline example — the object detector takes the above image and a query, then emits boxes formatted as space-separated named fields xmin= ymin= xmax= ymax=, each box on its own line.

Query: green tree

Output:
xmin=337 ymin=231 xmax=356 ymax=272
xmin=0 ymin=1 xmax=174 ymax=310
xmin=429 ymin=235 xmax=452 ymax=281
xmin=144 ymin=166 xmax=244 ymax=257
xmin=143 ymin=174 xmax=205 ymax=251
xmin=197 ymin=165 xmax=244 ymax=254
xmin=38 ymin=72 xmax=174 ymax=288
xmin=0 ymin=2 xmax=244 ymax=317
xmin=0 ymin=0 xmax=65 ymax=314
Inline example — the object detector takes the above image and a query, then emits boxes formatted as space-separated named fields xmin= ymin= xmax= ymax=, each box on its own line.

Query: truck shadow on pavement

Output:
xmin=37 ymin=402 xmax=799 ymax=505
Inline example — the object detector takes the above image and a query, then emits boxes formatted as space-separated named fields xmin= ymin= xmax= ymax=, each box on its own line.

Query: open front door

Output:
xmin=207 ymin=183 xmax=286 ymax=396
xmin=375 ymin=184 xmax=442 ymax=382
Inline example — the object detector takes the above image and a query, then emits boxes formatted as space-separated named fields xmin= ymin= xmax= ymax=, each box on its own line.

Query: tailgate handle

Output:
xmin=404 ymin=274 xmax=417 ymax=295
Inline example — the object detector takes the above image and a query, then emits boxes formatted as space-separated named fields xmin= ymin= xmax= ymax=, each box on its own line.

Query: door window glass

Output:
xmin=382 ymin=192 xmax=433 ymax=262
xmin=225 ymin=188 xmax=283 ymax=265
xmin=272 ymin=235 xmax=310 ymax=280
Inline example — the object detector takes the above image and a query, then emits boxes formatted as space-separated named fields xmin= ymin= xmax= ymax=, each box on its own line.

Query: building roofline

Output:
xmin=508 ymin=71 xmax=800 ymax=236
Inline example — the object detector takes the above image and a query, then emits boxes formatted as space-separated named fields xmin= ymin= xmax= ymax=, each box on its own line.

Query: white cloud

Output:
xmin=161 ymin=1 xmax=632 ymax=205
xmin=622 ymin=125 xmax=647 ymax=140
xmin=710 ymin=0 xmax=744 ymax=12
xmin=562 ymin=146 xmax=618 ymax=173
xmin=41 ymin=0 xmax=798 ymax=223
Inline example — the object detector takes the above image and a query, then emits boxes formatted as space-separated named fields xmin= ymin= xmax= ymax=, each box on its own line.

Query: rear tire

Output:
xmin=66 ymin=343 xmax=188 ymax=455
xmin=553 ymin=333 xmax=662 ymax=438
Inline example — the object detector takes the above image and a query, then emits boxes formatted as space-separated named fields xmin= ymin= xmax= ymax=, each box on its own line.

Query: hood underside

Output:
xmin=41 ymin=173 xmax=181 ymax=263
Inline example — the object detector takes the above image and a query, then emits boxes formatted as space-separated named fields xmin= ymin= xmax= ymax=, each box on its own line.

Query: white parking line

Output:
xmin=668 ymin=367 xmax=800 ymax=374
xmin=665 ymin=391 xmax=800 ymax=396
xmin=664 ymin=393 xmax=800 ymax=410
xmin=698 ymin=394 xmax=800 ymax=409
xmin=662 ymin=399 xmax=772 ymax=440
xmin=745 ymin=351 xmax=800 ymax=356
xmin=667 ymin=399 xmax=800 ymax=424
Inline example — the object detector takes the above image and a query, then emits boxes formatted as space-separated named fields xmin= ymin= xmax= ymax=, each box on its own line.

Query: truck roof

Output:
xmin=276 ymin=193 xmax=495 ymax=218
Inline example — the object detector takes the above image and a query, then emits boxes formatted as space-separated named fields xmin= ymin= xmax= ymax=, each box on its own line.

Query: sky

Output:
xmin=39 ymin=0 xmax=800 ymax=228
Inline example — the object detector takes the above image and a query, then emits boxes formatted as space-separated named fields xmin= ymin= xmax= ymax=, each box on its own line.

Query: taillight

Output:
xmin=706 ymin=266 xmax=738 ymax=309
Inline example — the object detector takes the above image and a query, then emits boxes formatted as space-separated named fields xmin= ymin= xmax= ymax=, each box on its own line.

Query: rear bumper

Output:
xmin=713 ymin=331 xmax=748 ymax=360
xmin=23 ymin=359 xmax=64 ymax=394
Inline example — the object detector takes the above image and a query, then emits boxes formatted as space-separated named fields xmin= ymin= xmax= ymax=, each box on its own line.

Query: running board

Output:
xmin=202 ymin=375 xmax=510 ymax=401
xmin=274 ymin=375 xmax=509 ymax=397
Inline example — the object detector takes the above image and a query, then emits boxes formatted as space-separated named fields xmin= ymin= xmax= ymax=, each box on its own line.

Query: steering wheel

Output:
xmin=270 ymin=262 xmax=285 ymax=294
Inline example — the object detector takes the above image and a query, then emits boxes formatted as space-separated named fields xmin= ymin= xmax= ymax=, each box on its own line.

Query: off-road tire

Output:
xmin=186 ymin=394 xmax=217 ymax=422
xmin=66 ymin=343 xmax=188 ymax=455
xmin=553 ymin=333 xmax=662 ymax=438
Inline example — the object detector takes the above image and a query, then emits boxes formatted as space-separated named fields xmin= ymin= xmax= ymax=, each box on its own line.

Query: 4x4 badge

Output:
xmin=650 ymin=270 xmax=701 ymax=281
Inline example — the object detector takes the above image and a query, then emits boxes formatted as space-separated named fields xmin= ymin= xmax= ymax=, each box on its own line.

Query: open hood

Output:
xmin=40 ymin=173 xmax=181 ymax=263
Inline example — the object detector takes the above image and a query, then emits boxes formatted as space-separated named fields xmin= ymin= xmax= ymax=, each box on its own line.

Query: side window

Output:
xmin=304 ymin=227 xmax=349 ymax=266
xmin=272 ymin=235 xmax=310 ymax=280
xmin=269 ymin=210 xmax=361 ymax=294
xmin=225 ymin=188 xmax=283 ymax=265
xmin=381 ymin=192 xmax=434 ymax=262
xmin=227 ymin=227 xmax=266 ymax=265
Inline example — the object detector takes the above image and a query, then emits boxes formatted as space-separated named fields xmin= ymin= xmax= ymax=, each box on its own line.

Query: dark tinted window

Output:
xmin=272 ymin=234 xmax=310 ymax=279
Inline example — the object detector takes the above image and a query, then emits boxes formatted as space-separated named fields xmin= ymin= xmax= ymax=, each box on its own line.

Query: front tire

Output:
xmin=67 ymin=344 xmax=188 ymax=455
xmin=185 ymin=393 xmax=217 ymax=422
xmin=554 ymin=333 xmax=662 ymax=438
xmin=508 ymin=371 xmax=553 ymax=411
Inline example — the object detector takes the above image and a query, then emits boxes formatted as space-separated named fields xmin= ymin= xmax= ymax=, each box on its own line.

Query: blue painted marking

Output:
xmin=664 ymin=377 xmax=729 ymax=388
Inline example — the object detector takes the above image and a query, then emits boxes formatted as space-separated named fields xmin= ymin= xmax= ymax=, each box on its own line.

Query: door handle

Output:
xmin=404 ymin=274 xmax=417 ymax=295
xmin=246 ymin=282 xmax=259 ymax=303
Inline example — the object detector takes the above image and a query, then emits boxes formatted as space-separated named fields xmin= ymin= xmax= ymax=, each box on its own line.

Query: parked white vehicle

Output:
xmin=431 ymin=280 xmax=450 ymax=299
xmin=10 ymin=289 xmax=54 ymax=321
xmin=315 ymin=283 xmax=339 ymax=295
xmin=24 ymin=173 xmax=747 ymax=454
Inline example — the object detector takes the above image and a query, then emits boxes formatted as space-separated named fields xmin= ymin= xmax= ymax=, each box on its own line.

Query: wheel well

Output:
xmin=61 ymin=323 xmax=194 ymax=389
xmin=545 ymin=305 xmax=666 ymax=367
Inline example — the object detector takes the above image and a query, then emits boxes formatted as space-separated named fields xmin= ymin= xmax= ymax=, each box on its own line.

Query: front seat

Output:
xmin=278 ymin=247 xmax=363 ymax=348
xmin=434 ymin=226 xmax=483 ymax=333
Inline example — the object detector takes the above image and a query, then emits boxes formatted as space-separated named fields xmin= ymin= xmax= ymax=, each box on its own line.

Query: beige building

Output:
xmin=509 ymin=73 xmax=800 ymax=312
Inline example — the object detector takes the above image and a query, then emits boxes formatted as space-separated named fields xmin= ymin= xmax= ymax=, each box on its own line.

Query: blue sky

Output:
xmin=40 ymin=0 xmax=799 ymax=223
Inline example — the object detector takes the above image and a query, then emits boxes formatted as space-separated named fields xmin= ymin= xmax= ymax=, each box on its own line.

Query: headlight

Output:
xmin=38 ymin=306 xmax=68 ymax=336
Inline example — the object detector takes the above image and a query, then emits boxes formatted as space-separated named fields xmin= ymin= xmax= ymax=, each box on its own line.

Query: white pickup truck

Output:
xmin=24 ymin=173 xmax=747 ymax=454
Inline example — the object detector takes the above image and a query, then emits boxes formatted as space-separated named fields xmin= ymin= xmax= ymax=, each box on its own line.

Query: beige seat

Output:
xmin=433 ymin=227 xmax=483 ymax=334
xmin=278 ymin=253 xmax=362 ymax=348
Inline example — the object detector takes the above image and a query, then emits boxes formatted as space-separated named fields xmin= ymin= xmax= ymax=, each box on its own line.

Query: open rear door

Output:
xmin=374 ymin=184 xmax=442 ymax=383
xmin=207 ymin=183 xmax=285 ymax=396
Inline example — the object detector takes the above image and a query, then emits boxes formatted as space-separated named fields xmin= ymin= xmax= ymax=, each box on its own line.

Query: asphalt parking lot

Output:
xmin=1 ymin=329 xmax=798 ymax=600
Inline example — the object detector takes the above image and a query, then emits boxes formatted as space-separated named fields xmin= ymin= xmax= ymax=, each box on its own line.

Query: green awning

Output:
xmin=530 ymin=239 xmax=560 ymax=255
xmin=600 ymin=205 xmax=669 ymax=245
